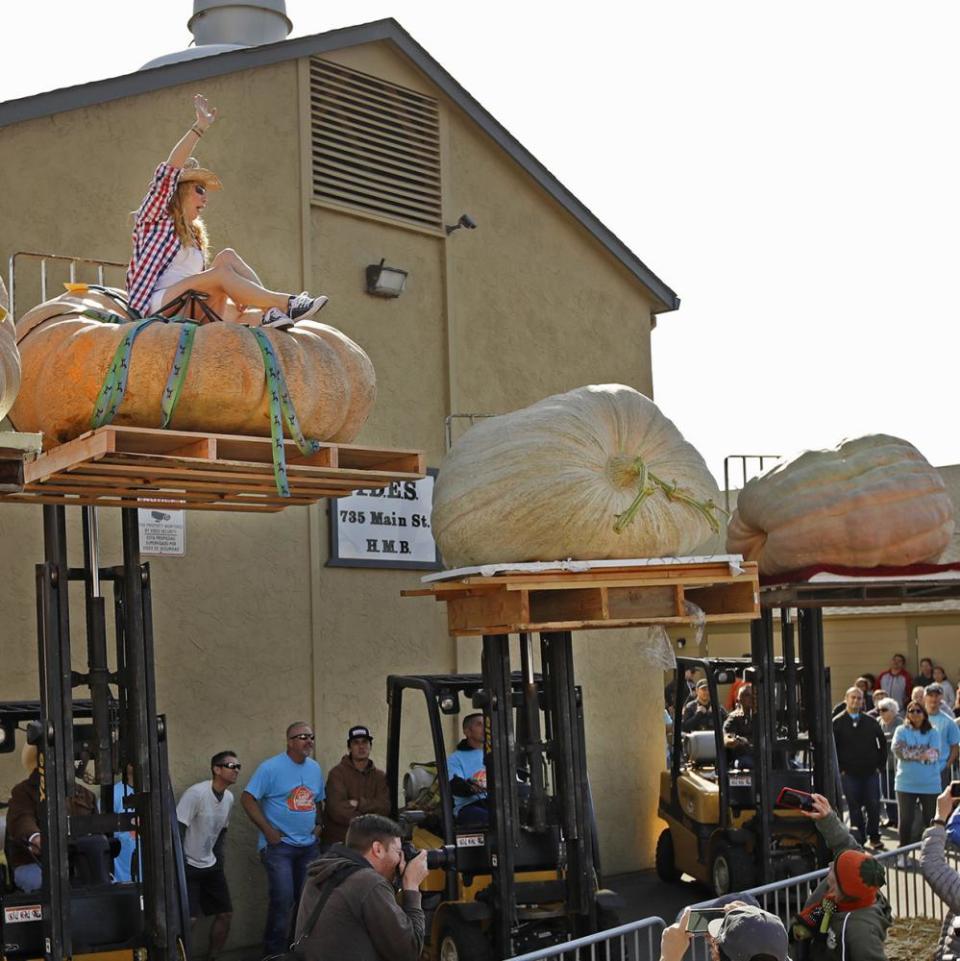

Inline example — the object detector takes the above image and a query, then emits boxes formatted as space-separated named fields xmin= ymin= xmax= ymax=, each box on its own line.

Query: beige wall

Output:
xmin=0 ymin=43 xmax=663 ymax=952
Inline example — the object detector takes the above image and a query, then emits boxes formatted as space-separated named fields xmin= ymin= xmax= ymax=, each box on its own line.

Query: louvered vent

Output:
xmin=310 ymin=58 xmax=442 ymax=231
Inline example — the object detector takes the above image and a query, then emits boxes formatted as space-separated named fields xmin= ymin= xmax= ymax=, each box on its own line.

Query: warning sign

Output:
xmin=138 ymin=509 xmax=186 ymax=556
xmin=5 ymin=904 xmax=42 ymax=923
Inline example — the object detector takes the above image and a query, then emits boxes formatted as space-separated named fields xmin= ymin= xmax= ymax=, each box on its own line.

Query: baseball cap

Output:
xmin=707 ymin=905 xmax=789 ymax=961
xmin=348 ymin=725 xmax=372 ymax=743
xmin=696 ymin=679 xmax=710 ymax=690
xmin=925 ymin=683 xmax=944 ymax=695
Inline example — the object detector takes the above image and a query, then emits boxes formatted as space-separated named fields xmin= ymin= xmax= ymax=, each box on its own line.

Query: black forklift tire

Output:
xmin=655 ymin=829 xmax=682 ymax=883
xmin=710 ymin=841 xmax=754 ymax=896
xmin=437 ymin=916 xmax=494 ymax=961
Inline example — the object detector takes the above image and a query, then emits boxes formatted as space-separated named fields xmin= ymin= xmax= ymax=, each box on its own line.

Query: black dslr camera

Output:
xmin=402 ymin=840 xmax=456 ymax=871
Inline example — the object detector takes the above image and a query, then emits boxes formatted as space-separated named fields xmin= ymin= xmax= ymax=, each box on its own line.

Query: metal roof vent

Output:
xmin=140 ymin=0 xmax=292 ymax=71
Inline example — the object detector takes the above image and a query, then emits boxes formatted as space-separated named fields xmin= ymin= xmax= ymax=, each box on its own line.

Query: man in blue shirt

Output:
xmin=242 ymin=721 xmax=326 ymax=957
xmin=924 ymin=684 xmax=960 ymax=789
xmin=448 ymin=713 xmax=488 ymax=826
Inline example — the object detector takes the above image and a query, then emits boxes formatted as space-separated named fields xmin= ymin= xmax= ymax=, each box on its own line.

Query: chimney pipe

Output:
xmin=188 ymin=0 xmax=292 ymax=47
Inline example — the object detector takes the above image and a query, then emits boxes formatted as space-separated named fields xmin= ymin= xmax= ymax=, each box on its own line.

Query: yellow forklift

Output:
xmin=657 ymin=649 xmax=828 ymax=895
xmin=385 ymin=638 xmax=621 ymax=960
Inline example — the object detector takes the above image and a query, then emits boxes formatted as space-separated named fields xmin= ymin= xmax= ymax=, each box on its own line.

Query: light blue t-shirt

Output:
xmin=245 ymin=752 xmax=325 ymax=850
xmin=892 ymin=725 xmax=941 ymax=794
xmin=927 ymin=711 xmax=960 ymax=771
xmin=447 ymin=746 xmax=486 ymax=816
xmin=113 ymin=782 xmax=138 ymax=882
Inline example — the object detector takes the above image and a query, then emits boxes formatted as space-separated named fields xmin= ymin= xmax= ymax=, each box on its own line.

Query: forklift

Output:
xmin=0 ymin=506 xmax=190 ymax=960
xmin=658 ymin=571 xmax=960 ymax=895
xmin=385 ymin=633 xmax=621 ymax=961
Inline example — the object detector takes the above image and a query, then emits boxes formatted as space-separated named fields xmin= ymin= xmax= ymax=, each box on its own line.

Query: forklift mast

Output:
xmin=34 ymin=504 xmax=186 ymax=960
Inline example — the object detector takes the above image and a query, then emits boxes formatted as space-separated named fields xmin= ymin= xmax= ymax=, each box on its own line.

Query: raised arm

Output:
xmin=167 ymin=94 xmax=218 ymax=168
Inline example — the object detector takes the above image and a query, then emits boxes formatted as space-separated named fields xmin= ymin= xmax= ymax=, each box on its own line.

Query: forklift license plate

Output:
xmin=4 ymin=905 xmax=42 ymax=924
xmin=729 ymin=775 xmax=752 ymax=787
xmin=456 ymin=833 xmax=485 ymax=848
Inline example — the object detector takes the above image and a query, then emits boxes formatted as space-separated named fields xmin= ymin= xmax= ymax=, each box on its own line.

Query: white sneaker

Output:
xmin=260 ymin=308 xmax=295 ymax=330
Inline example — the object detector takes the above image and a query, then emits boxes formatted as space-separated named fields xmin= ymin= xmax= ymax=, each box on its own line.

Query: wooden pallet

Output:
xmin=0 ymin=426 xmax=424 ymax=513
xmin=0 ymin=431 xmax=43 ymax=493
xmin=403 ymin=559 xmax=760 ymax=636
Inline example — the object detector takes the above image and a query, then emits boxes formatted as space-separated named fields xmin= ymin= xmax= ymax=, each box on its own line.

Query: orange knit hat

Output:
xmin=835 ymin=850 xmax=885 ymax=905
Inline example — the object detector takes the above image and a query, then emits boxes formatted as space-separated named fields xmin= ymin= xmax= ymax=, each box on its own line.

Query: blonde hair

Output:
xmin=169 ymin=181 xmax=210 ymax=265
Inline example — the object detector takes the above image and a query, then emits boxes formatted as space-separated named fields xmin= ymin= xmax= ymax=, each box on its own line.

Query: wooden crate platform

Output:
xmin=0 ymin=426 xmax=424 ymax=512
xmin=403 ymin=559 xmax=760 ymax=635
xmin=0 ymin=431 xmax=43 ymax=493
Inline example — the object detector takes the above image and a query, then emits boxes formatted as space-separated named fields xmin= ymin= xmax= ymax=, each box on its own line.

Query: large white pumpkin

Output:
xmin=432 ymin=384 xmax=722 ymax=568
xmin=726 ymin=434 xmax=955 ymax=575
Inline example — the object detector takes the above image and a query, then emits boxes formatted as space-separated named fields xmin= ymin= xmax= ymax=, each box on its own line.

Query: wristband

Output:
xmin=932 ymin=818 xmax=947 ymax=827
xmin=191 ymin=125 xmax=204 ymax=137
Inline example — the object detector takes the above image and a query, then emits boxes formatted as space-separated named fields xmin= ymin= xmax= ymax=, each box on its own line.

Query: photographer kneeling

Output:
xmin=919 ymin=783 xmax=960 ymax=961
xmin=291 ymin=813 xmax=429 ymax=961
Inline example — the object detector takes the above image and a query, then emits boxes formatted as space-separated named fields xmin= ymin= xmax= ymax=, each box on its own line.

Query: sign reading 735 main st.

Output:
xmin=327 ymin=469 xmax=441 ymax=570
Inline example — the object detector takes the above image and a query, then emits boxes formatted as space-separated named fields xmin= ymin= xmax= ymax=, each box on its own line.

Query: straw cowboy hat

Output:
xmin=180 ymin=157 xmax=222 ymax=190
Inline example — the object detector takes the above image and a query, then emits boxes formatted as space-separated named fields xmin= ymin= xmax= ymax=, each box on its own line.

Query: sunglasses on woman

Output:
xmin=193 ymin=184 xmax=207 ymax=197
xmin=907 ymin=707 xmax=924 ymax=715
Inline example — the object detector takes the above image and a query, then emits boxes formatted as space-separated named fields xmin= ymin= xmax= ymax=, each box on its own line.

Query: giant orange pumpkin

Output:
xmin=10 ymin=289 xmax=376 ymax=447
xmin=726 ymin=435 xmax=955 ymax=575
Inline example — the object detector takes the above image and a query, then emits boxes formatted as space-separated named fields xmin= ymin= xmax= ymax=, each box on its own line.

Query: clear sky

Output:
xmin=4 ymin=2 xmax=958 ymax=482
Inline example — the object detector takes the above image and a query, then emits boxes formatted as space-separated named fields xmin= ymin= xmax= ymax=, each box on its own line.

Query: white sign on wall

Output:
xmin=138 ymin=508 xmax=186 ymax=556
xmin=328 ymin=470 xmax=441 ymax=570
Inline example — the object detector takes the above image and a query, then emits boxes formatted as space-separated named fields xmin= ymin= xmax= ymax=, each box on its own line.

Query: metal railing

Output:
xmin=510 ymin=915 xmax=666 ymax=961
xmin=7 ymin=251 xmax=126 ymax=321
xmin=510 ymin=840 xmax=958 ymax=961
xmin=722 ymin=454 xmax=780 ymax=515
xmin=443 ymin=412 xmax=497 ymax=451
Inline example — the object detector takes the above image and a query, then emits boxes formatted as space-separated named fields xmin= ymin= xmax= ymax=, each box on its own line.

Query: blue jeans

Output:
xmin=841 ymin=771 xmax=881 ymax=843
xmin=260 ymin=841 xmax=319 ymax=954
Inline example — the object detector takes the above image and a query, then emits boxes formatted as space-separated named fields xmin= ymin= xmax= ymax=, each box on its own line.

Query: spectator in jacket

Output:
xmin=293 ymin=814 xmax=429 ymax=961
xmin=925 ymin=684 xmax=960 ymax=787
xmin=876 ymin=654 xmax=912 ymax=710
xmin=665 ymin=665 xmax=697 ymax=709
xmin=322 ymin=726 xmax=390 ymax=847
xmin=920 ymin=783 xmax=960 ymax=961
xmin=875 ymin=698 xmax=901 ymax=829
xmin=792 ymin=794 xmax=890 ymax=961
xmin=833 ymin=687 xmax=887 ymax=850
xmin=681 ymin=680 xmax=726 ymax=734
xmin=892 ymin=701 xmax=942 ymax=846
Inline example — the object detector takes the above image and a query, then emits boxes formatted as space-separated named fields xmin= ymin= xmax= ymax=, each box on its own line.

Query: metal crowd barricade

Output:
xmin=506 ymin=838 xmax=959 ymax=961
xmin=509 ymin=915 xmax=666 ymax=961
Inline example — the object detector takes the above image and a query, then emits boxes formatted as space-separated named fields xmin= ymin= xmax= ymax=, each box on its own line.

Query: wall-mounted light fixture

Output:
xmin=445 ymin=213 xmax=477 ymax=236
xmin=365 ymin=259 xmax=408 ymax=298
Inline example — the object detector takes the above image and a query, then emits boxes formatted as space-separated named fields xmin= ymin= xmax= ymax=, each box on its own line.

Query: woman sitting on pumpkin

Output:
xmin=126 ymin=94 xmax=326 ymax=329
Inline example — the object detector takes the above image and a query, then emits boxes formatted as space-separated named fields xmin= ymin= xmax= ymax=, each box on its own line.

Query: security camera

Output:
xmin=445 ymin=213 xmax=478 ymax=235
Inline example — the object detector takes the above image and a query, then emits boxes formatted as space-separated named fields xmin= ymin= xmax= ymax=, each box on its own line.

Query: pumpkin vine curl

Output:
xmin=613 ymin=455 xmax=724 ymax=536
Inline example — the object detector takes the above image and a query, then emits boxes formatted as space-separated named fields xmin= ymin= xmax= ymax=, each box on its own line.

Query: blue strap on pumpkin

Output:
xmin=160 ymin=322 xmax=199 ymax=428
xmin=91 ymin=318 xmax=163 ymax=429
xmin=249 ymin=328 xmax=324 ymax=497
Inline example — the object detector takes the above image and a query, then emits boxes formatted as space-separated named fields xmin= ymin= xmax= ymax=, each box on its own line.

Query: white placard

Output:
xmin=138 ymin=508 xmax=186 ymax=556
xmin=5 ymin=904 xmax=42 ymax=923
xmin=328 ymin=471 xmax=440 ymax=569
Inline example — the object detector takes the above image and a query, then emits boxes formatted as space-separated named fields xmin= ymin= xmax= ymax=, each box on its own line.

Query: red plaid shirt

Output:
xmin=125 ymin=162 xmax=184 ymax=316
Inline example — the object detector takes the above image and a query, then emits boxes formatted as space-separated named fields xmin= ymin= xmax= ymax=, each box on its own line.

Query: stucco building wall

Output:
xmin=0 ymin=44 xmax=665 ymax=951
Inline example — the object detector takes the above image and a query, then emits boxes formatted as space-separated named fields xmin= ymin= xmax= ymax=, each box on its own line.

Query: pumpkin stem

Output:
xmin=613 ymin=457 xmax=725 ymax=536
